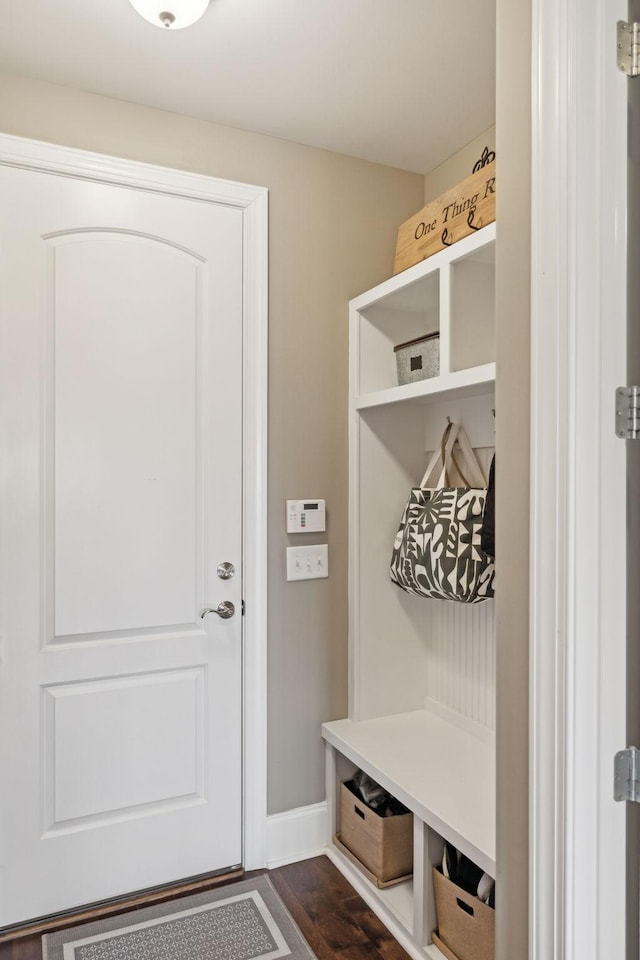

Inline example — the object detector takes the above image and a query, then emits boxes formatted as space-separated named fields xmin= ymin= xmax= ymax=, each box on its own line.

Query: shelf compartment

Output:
xmin=450 ymin=241 xmax=495 ymax=373
xmin=322 ymin=709 xmax=495 ymax=876
xmin=356 ymin=272 xmax=440 ymax=396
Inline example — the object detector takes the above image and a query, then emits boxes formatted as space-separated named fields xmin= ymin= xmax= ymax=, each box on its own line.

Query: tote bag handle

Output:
xmin=453 ymin=425 xmax=487 ymax=487
xmin=420 ymin=422 xmax=487 ymax=489
xmin=420 ymin=421 xmax=459 ymax=487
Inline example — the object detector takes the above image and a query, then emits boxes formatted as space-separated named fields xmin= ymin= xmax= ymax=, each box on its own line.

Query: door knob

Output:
xmin=201 ymin=601 xmax=235 ymax=620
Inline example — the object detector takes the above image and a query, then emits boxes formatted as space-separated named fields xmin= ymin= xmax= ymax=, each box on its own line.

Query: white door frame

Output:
xmin=531 ymin=2 xmax=627 ymax=957
xmin=0 ymin=133 xmax=269 ymax=876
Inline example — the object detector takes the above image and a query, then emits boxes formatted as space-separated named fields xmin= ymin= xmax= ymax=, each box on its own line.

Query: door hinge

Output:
xmin=615 ymin=747 xmax=640 ymax=802
xmin=615 ymin=386 xmax=640 ymax=438
xmin=241 ymin=599 xmax=245 ymax=616
xmin=618 ymin=20 xmax=640 ymax=76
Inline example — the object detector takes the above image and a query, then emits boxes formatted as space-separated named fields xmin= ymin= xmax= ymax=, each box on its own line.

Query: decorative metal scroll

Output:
xmin=473 ymin=146 xmax=496 ymax=173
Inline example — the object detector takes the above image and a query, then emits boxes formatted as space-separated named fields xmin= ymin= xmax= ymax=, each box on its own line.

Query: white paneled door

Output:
xmin=0 ymin=161 xmax=245 ymax=925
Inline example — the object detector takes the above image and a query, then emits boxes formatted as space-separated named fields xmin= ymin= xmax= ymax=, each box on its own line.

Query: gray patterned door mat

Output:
xmin=42 ymin=877 xmax=317 ymax=960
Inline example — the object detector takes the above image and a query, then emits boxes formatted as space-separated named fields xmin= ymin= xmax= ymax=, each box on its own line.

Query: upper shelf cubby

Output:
xmin=351 ymin=224 xmax=496 ymax=404
xmin=450 ymin=236 xmax=496 ymax=373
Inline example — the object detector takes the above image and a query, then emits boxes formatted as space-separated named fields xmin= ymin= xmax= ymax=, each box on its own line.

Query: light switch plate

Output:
xmin=286 ymin=544 xmax=328 ymax=581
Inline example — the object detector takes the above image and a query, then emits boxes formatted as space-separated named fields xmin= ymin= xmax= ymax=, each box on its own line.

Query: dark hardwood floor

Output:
xmin=269 ymin=857 xmax=410 ymax=960
xmin=0 ymin=856 xmax=411 ymax=960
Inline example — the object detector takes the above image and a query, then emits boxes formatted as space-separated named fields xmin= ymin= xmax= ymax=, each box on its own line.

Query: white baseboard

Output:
xmin=266 ymin=801 xmax=327 ymax=869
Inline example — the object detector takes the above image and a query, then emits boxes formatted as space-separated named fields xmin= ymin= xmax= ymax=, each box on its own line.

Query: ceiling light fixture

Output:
xmin=129 ymin=0 xmax=210 ymax=30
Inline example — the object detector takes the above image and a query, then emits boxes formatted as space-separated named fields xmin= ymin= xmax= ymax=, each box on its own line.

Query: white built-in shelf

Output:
xmin=322 ymin=708 xmax=495 ymax=876
xmin=355 ymin=362 xmax=495 ymax=411
xmin=325 ymin=221 xmax=497 ymax=960
xmin=353 ymin=223 xmax=496 ymax=398
xmin=350 ymin=224 xmax=497 ymax=315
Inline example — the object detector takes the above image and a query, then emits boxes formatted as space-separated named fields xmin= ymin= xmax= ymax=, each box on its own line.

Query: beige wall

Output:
xmin=495 ymin=0 xmax=530 ymax=956
xmin=423 ymin=126 xmax=496 ymax=203
xmin=0 ymin=71 xmax=424 ymax=815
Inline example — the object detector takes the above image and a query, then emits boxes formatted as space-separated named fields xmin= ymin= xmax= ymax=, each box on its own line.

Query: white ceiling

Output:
xmin=1 ymin=0 xmax=496 ymax=175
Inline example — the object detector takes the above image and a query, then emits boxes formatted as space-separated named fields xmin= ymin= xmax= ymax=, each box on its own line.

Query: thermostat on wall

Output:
xmin=286 ymin=499 xmax=326 ymax=533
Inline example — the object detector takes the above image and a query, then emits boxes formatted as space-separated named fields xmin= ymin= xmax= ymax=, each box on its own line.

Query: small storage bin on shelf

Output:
xmin=335 ymin=779 xmax=413 ymax=888
xmin=432 ymin=867 xmax=495 ymax=960
xmin=394 ymin=332 xmax=440 ymax=384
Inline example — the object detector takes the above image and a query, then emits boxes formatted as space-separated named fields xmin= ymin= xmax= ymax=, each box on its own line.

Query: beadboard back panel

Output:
xmin=423 ymin=599 xmax=496 ymax=729
xmin=421 ymin=445 xmax=495 ymax=730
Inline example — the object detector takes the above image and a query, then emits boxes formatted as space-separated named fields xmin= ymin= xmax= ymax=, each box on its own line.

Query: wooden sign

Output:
xmin=393 ymin=160 xmax=496 ymax=275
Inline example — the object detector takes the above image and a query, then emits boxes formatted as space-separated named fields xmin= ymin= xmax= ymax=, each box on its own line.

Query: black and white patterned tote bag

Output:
xmin=389 ymin=422 xmax=495 ymax=603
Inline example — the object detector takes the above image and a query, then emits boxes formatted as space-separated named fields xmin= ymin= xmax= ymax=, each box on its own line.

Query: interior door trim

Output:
xmin=0 ymin=132 xmax=269 ymax=871
xmin=530 ymin=1 xmax=627 ymax=957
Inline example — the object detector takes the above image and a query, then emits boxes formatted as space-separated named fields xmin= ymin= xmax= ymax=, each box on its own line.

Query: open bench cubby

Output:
xmin=323 ymin=709 xmax=495 ymax=960
xmin=323 ymin=224 xmax=498 ymax=960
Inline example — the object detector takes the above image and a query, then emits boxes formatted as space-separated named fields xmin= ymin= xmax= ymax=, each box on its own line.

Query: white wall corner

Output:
xmin=266 ymin=802 xmax=328 ymax=870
